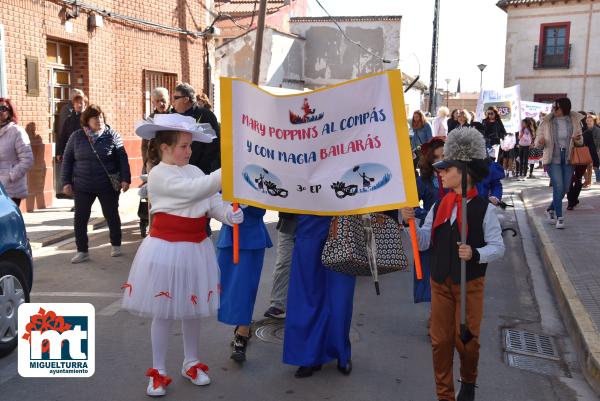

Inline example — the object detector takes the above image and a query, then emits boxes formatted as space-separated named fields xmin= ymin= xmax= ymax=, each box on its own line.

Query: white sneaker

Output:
xmin=110 ymin=246 xmax=122 ymax=257
xmin=545 ymin=210 xmax=556 ymax=224
xmin=181 ymin=361 xmax=211 ymax=386
xmin=556 ymin=217 xmax=565 ymax=229
xmin=70 ymin=252 xmax=89 ymax=264
xmin=146 ymin=369 xmax=171 ymax=397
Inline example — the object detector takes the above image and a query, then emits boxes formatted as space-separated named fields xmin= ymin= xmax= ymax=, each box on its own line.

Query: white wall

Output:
xmin=290 ymin=20 xmax=401 ymax=88
xmin=504 ymin=1 xmax=600 ymax=111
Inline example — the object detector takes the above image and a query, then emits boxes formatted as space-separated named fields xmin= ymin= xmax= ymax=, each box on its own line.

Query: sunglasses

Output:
xmin=0 ymin=106 xmax=9 ymax=112
xmin=487 ymin=112 xmax=495 ymax=116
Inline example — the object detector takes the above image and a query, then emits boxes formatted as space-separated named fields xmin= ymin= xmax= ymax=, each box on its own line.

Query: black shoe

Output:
xmin=294 ymin=365 xmax=322 ymax=378
xmin=230 ymin=332 xmax=249 ymax=362
xmin=337 ymin=359 xmax=352 ymax=375
xmin=264 ymin=306 xmax=286 ymax=319
xmin=457 ymin=381 xmax=477 ymax=401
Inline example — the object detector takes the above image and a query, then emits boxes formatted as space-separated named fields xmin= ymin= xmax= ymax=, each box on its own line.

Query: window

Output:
xmin=536 ymin=22 xmax=570 ymax=68
xmin=143 ymin=70 xmax=178 ymax=117
xmin=47 ymin=41 xmax=72 ymax=66
xmin=534 ymin=93 xmax=567 ymax=104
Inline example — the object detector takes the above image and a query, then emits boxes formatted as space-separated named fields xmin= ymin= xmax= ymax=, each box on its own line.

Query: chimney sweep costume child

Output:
xmin=402 ymin=127 xmax=505 ymax=401
xmin=121 ymin=114 xmax=244 ymax=397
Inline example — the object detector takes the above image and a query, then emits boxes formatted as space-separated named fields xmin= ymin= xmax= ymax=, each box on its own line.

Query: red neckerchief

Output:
xmin=432 ymin=187 xmax=479 ymax=241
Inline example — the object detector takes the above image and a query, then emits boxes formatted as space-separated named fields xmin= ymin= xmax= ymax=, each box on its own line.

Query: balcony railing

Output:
xmin=534 ymin=44 xmax=571 ymax=69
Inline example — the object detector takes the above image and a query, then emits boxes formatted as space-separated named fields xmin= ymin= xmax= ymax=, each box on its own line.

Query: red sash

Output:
xmin=150 ymin=213 xmax=208 ymax=243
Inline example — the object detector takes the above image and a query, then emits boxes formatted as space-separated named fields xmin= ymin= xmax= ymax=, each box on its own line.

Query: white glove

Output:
xmin=226 ymin=205 xmax=244 ymax=225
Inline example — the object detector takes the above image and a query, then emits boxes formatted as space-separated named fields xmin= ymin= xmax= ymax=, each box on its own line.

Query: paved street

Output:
xmin=1 ymin=179 xmax=598 ymax=400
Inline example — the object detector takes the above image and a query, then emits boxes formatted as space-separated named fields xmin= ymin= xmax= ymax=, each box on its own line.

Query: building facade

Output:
xmin=213 ymin=0 xmax=309 ymax=48
xmin=499 ymin=0 xmax=600 ymax=111
xmin=214 ymin=15 xmax=427 ymax=119
xmin=0 ymin=0 xmax=214 ymax=211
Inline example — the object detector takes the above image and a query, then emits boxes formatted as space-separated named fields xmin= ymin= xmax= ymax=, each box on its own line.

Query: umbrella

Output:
xmin=459 ymin=162 xmax=474 ymax=344
xmin=361 ymin=214 xmax=380 ymax=295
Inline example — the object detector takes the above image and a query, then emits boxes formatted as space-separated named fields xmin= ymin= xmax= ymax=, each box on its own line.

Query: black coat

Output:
xmin=447 ymin=118 xmax=459 ymax=133
xmin=173 ymin=103 xmax=221 ymax=174
xmin=583 ymin=129 xmax=600 ymax=168
xmin=57 ymin=111 xmax=82 ymax=156
xmin=482 ymin=119 xmax=507 ymax=146
xmin=62 ymin=126 xmax=131 ymax=193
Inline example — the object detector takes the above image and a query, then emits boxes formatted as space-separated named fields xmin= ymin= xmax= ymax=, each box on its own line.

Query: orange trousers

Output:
xmin=430 ymin=276 xmax=485 ymax=401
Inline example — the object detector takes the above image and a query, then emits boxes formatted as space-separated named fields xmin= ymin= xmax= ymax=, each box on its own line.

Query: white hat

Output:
xmin=135 ymin=114 xmax=216 ymax=143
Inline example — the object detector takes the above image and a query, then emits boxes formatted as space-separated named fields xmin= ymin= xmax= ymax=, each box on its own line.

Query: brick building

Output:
xmin=0 ymin=0 xmax=214 ymax=211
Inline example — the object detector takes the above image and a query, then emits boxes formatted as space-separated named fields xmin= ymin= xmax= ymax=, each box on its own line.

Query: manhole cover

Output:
xmin=503 ymin=328 xmax=559 ymax=360
xmin=505 ymin=353 xmax=570 ymax=377
xmin=253 ymin=318 xmax=360 ymax=345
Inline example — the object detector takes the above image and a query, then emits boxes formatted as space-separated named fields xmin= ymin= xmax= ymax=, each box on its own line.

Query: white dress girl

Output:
xmin=121 ymin=113 xmax=243 ymax=397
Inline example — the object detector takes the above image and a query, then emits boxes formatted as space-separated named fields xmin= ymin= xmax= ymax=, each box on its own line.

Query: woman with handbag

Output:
xmin=62 ymin=104 xmax=131 ymax=263
xmin=567 ymin=113 xmax=600 ymax=209
xmin=283 ymin=215 xmax=356 ymax=378
xmin=0 ymin=98 xmax=33 ymax=207
xmin=535 ymin=97 xmax=584 ymax=229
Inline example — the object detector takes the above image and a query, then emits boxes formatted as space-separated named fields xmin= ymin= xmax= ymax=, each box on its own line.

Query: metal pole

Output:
xmin=479 ymin=70 xmax=483 ymax=93
xmin=428 ymin=0 xmax=441 ymax=115
xmin=251 ymin=0 xmax=268 ymax=85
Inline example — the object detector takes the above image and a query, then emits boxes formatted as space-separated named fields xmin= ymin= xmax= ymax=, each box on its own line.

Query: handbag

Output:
xmin=570 ymin=140 xmax=593 ymax=166
xmin=321 ymin=213 xmax=408 ymax=294
xmin=85 ymin=132 xmax=122 ymax=192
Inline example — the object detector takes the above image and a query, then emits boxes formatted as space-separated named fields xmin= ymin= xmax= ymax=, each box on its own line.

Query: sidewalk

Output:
xmin=23 ymin=190 xmax=141 ymax=249
xmin=522 ymin=183 xmax=600 ymax=394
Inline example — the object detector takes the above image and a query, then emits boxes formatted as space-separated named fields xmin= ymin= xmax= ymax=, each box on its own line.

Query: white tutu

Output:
xmin=122 ymin=236 xmax=220 ymax=319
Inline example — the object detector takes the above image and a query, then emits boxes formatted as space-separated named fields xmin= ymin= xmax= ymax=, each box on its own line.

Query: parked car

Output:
xmin=0 ymin=183 xmax=33 ymax=357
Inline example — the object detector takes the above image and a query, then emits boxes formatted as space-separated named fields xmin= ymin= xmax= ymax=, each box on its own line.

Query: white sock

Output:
xmin=151 ymin=317 xmax=172 ymax=373
xmin=182 ymin=318 xmax=201 ymax=366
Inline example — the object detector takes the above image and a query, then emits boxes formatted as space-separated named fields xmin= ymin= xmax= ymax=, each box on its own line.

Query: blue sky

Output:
xmin=307 ymin=0 xmax=507 ymax=93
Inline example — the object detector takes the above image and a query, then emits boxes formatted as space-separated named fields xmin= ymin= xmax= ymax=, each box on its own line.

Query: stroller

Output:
xmin=137 ymin=174 xmax=149 ymax=238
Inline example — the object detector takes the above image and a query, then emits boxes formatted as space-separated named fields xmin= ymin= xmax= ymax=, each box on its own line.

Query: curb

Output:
xmin=522 ymin=191 xmax=600 ymax=395
xmin=29 ymin=217 xmax=107 ymax=249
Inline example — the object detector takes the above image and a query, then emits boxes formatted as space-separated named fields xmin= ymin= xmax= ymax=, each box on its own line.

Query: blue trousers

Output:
xmin=547 ymin=149 xmax=573 ymax=218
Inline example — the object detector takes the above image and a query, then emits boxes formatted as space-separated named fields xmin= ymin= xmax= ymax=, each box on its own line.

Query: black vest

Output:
xmin=429 ymin=196 xmax=488 ymax=284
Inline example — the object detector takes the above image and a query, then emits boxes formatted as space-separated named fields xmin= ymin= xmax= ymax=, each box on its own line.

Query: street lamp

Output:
xmin=477 ymin=64 xmax=487 ymax=92
xmin=445 ymin=78 xmax=451 ymax=108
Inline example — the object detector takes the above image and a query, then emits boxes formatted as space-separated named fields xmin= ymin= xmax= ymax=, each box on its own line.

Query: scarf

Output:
xmin=432 ymin=187 xmax=479 ymax=242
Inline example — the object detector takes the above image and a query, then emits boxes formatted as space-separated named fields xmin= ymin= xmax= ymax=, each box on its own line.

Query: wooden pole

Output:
xmin=251 ymin=0 xmax=268 ymax=85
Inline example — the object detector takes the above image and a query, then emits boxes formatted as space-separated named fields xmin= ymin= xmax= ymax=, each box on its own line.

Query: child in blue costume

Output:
xmin=476 ymin=153 xmax=505 ymax=206
xmin=217 ymin=206 xmax=272 ymax=362
xmin=283 ymin=215 xmax=356 ymax=378
xmin=413 ymin=137 xmax=446 ymax=303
